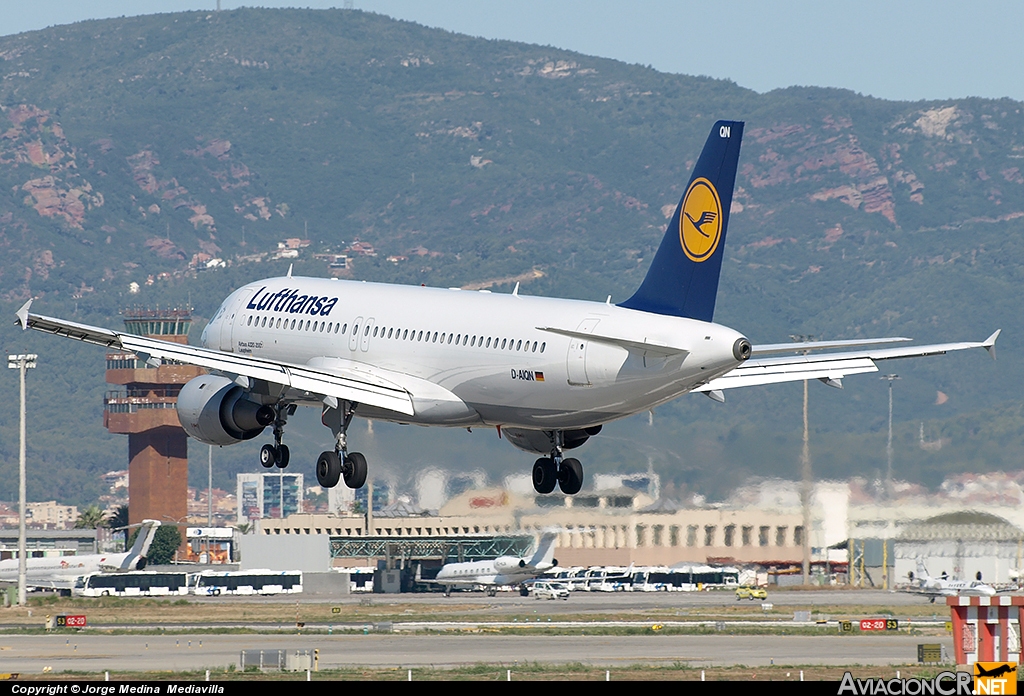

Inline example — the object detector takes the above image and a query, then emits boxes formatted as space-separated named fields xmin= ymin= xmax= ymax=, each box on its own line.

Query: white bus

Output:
xmin=190 ymin=570 xmax=303 ymax=596
xmin=74 ymin=571 xmax=190 ymax=597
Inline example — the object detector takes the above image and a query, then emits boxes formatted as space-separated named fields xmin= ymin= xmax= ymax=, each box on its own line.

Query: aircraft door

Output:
xmin=566 ymin=318 xmax=599 ymax=386
xmin=360 ymin=318 xmax=376 ymax=352
xmin=348 ymin=316 xmax=363 ymax=352
xmin=219 ymin=294 xmax=245 ymax=352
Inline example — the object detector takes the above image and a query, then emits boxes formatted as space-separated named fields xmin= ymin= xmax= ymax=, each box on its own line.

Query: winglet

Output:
xmin=15 ymin=298 xmax=31 ymax=329
xmin=984 ymin=329 xmax=1000 ymax=360
xmin=287 ymin=263 xmax=293 ymax=278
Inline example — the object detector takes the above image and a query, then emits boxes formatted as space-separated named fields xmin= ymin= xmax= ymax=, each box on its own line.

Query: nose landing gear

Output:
xmin=259 ymin=403 xmax=294 ymax=469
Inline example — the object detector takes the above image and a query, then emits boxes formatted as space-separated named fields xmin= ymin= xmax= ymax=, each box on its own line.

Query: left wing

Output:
xmin=694 ymin=330 xmax=999 ymax=394
xmin=16 ymin=301 xmax=415 ymax=416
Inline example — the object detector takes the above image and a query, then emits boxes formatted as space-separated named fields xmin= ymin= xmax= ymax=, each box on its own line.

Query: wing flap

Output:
xmin=752 ymin=337 xmax=911 ymax=356
xmin=19 ymin=306 xmax=415 ymax=416
xmin=698 ymin=332 xmax=999 ymax=392
xmin=695 ymin=358 xmax=878 ymax=391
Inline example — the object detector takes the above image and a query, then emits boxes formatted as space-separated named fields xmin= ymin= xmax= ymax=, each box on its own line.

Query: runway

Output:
xmin=0 ymin=589 xmax=954 ymax=674
xmin=219 ymin=587 xmax=947 ymax=610
xmin=0 ymin=632 xmax=952 ymax=672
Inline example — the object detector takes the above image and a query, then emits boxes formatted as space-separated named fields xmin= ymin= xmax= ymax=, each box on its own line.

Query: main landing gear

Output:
xmin=532 ymin=431 xmax=585 ymax=495
xmin=316 ymin=400 xmax=368 ymax=490
xmin=258 ymin=400 xmax=369 ymax=490
xmin=259 ymin=404 xmax=296 ymax=469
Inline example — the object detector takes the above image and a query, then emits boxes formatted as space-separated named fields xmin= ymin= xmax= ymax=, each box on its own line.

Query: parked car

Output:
xmin=532 ymin=581 xmax=570 ymax=600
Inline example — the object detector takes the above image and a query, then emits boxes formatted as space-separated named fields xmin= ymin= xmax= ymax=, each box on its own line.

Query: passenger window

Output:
xmin=417 ymin=331 xmax=423 ymax=341
xmin=447 ymin=334 xmax=453 ymax=344
xmin=353 ymin=324 xmax=359 ymax=335
xmin=388 ymin=328 xmax=393 ymax=339
xmin=261 ymin=317 xmax=267 ymax=328
xmin=463 ymin=335 xmax=468 ymax=346
xmin=501 ymin=339 xmax=507 ymax=349
xmin=440 ymin=333 xmax=445 ymax=343
xmin=373 ymin=327 xmax=378 ymax=338
xmin=247 ymin=316 xmax=252 ymax=326
xmin=471 ymin=336 xmax=476 ymax=347
xmin=541 ymin=342 xmax=546 ymax=353
xmin=365 ymin=326 xmax=370 ymax=336
xmin=432 ymin=332 xmax=438 ymax=343
xmin=532 ymin=341 xmax=537 ymax=352
xmin=341 ymin=323 xmax=347 ymax=334
xmin=320 ymin=322 xmax=326 ymax=332
xmin=485 ymin=338 xmax=491 ymax=348
xmin=305 ymin=321 xmax=311 ymax=331
xmin=403 ymin=330 xmax=408 ymax=340
xmin=516 ymin=340 xmax=522 ymax=351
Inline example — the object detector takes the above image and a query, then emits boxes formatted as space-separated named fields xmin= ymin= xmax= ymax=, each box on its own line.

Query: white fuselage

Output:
xmin=434 ymin=558 xmax=538 ymax=588
xmin=201 ymin=276 xmax=746 ymax=430
xmin=0 ymin=552 xmax=130 ymax=587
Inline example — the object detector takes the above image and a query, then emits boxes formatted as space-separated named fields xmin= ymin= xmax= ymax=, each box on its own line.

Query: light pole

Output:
xmin=880 ymin=374 xmax=900 ymax=591
xmin=881 ymin=375 xmax=901 ymax=492
xmin=790 ymin=335 xmax=814 ymax=586
xmin=8 ymin=353 xmax=37 ymax=606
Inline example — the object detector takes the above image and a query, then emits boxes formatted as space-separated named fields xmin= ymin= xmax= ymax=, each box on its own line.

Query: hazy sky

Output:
xmin=1 ymin=1 xmax=1022 ymax=103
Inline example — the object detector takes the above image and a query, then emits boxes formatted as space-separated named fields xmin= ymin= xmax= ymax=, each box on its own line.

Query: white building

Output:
xmin=236 ymin=472 xmax=304 ymax=524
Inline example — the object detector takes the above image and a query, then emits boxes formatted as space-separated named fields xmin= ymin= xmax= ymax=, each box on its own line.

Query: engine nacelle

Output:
xmin=494 ymin=556 xmax=526 ymax=573
xmin=176 ymin=375 xmax=275 ymax=446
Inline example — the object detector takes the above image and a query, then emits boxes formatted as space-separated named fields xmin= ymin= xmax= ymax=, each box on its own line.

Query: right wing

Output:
xmin=16 ymin=301 xmax=415 ymax=416
xmin=694 ymin=331 xmax=1000 ymax=393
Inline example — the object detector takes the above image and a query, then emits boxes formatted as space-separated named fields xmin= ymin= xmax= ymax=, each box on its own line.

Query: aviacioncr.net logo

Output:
xmin=678 ymin=176 xmax=723 ymax=263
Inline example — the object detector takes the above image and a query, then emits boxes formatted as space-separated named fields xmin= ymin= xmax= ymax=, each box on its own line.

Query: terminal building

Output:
xmin=254 ymin=483 xmax=805 ymax=570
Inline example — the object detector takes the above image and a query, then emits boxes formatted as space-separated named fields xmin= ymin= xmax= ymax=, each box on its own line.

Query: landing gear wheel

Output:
xmin=274 ymin=444 xmax=290 ymax=469
xmin=558 ymin=458 xmax=584 ymax=495
xmin=487 ymin=587 xmax=497 ymax=597
xmin=532 ymin=457 xmax=557 ymax=494
xmin=316 ymin=451 xmax=342 ymax=488
xmin=343 ymin=452 xmax=368 ymax=489
xmin=259 ymin=444 xmax=277 ymax=468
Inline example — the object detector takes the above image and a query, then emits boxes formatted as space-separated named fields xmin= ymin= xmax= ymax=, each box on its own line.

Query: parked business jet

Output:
xmin=0 ymin=520 xmax=160 ymax=591
xmin=427 ymin=530 xmax=559 ymax=596
xmin=16 ymin=121 xmax=999 ymax=496
xmin=902 ymin=560 xmax=996 ymax=602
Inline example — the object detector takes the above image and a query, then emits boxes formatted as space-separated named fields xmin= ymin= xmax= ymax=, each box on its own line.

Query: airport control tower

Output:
xmin=103 ymin=309 xmax=205 ymax=530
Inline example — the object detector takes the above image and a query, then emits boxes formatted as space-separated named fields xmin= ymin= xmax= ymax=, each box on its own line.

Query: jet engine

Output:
xmin=494 ymin=556 xmax=526 ymax=573
xmin=176 ymin=375 xmax=275 ymax=446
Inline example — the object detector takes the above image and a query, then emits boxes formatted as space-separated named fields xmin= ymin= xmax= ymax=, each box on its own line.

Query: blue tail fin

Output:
xmin=618 ymin=120 xmax=744 ymax=322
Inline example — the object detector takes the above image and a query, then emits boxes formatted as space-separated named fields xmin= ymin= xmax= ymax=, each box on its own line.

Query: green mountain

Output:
xmin=0 ymin=8 xmax=1021 ymax=504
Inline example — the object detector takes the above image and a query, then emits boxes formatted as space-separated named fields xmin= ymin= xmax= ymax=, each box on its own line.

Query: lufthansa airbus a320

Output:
xmin=17 ymin=121 xmax=999 ymax=495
